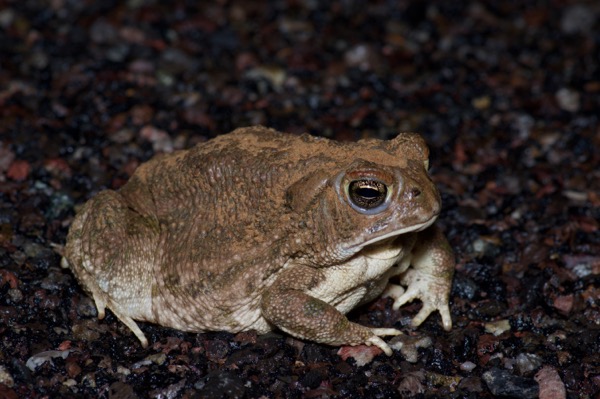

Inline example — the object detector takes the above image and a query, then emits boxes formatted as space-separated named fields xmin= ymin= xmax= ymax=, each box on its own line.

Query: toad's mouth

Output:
xmin=349 ymin=213 xmax=438 ymax=252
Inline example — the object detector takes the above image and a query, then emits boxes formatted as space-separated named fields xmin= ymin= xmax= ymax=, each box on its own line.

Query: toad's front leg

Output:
xmin=391 ymin=225 xmax=455 ymax=331
xmin=261 ymin=266 xmax=401 ymax=356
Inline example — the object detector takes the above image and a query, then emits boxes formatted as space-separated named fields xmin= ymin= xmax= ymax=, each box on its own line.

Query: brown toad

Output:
xmin=62 ymin=126 xmax=454 ymax=355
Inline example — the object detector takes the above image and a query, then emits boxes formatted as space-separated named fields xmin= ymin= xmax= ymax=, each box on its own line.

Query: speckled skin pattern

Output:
xmin=63 ymin=126 xmax=454 ymax=355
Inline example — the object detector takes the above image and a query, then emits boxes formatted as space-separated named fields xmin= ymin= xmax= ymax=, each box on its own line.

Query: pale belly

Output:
xmin=306 ymin=243 xmax=408 ymax=314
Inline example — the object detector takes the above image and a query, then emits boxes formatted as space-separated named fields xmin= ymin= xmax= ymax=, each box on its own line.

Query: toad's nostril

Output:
xmin=410 ymin=187 xmax=422 ymax=198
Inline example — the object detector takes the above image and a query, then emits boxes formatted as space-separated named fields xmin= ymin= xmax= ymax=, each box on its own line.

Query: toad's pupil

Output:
xmin=349 ymin=180 xmax=387 ymax=209
xmin=356 ymin=187 xmax=379 ymax=198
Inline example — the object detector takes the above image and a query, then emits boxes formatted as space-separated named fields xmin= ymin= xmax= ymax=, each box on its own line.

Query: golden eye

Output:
xmin=348 ymin=179 xmax=388 ymax=210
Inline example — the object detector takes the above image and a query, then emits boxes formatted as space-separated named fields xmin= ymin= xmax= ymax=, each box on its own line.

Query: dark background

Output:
xmin=0 ymin=1 xmax=599 ymax=398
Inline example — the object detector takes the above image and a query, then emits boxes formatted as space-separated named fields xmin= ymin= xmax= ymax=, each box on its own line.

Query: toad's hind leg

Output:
xmin=63 ymin=255 xmax=150 ymax=347
xmin=64 ymin=190 xmax=157 ymax=347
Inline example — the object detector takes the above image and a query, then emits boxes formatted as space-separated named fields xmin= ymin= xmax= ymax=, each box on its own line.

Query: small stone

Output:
xmin=484 ymin=319 xmax=511 ymax=336
xmin=106 ymin=43 xmax=130 ymax=63
xmin=458 ymin=376 xmax=484 ymax=392
xmin=472 ymin=95 xmax=491 ymax=110
xmin=40 ymin=271 xmax=69 ymax=290
xmin=482 ymin=367 xmax=538 ymax=398
xmin=337 ymin=344 xmax=382 ymax=366
xmin=300 ymin=369 xmax=324 ymax=390
xmin=26 ymin=350 xmax=73 ymax=371
xmin=132 ymin=353 xmax=167 ymax=369
xmin=159 ymin=48 xmax=196 ymax=74
xmin=553 ymin=294 xmax=574 ymax=315
xmin=29 ymin=51 xmax=49 ymax=69
xmin=108 ymin=381 xmax=139 ymax=399
xmin=6 ymin=160 xmax=30 ymax=181
xmin=535 ymin=366 xmax=566 ymax=399
xmin=23 ymin=241 xmax=45 ymax=258
xmin=63 ymin=379 xmax=77 ymax=387
xmin=460 ymin=361 xmax=477 ymax=372
xmin=149 ymin=378 xmax=186 ymax=399
xmin=46 ymin=192 xmax=74 ymax=220
xmin=201 ymin=339 xmax=229 ymax=362
xmin=195 ymin=371 xmax=246 ymax=398
xmin=0 ymin=365 xmax=15 ymax=387
xmin=139 ymin=125 xmax=173 ymax=153
xmin=71 ymin=320 xmax=105 ymax=342
xmin=245 ymin=65 xmax=286 ymax=91
xmin=76 ymin=296 xmax=98 ymax=317
xmin=65 ymin=361 xmax=82 ymax=378
xmin=8 ymin=288 xmax=23 ymax=302
xmin=516 ymin=353 xmax=543 ymax=374
xmin=560 ymin=5 xmax=596 ymax=34
xmin=0 ymin=9 xmax=15 ymax=29
xmin=344 ymin=44 xmax=381 ymax=71
xmin=555 ymin=88 xmax=580 ymax=112
xmin=89 ymin=19 xmax=118 ymax=43
xmin=397 ymin=371 xmax=425 ymax=396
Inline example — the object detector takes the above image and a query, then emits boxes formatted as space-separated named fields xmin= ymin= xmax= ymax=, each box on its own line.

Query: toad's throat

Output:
xmin=362 ymin=239 xmax=404 ymax=260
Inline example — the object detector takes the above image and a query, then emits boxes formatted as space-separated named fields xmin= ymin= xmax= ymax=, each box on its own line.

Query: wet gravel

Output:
xmin=1 ymin=1 xmax=599 ymax=398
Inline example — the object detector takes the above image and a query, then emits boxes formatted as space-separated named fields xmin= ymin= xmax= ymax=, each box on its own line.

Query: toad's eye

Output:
xmin=348 ymin=179 xmax=388 ymax=210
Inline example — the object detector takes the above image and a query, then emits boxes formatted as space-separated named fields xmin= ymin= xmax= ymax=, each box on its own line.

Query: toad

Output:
xmin=63 ymin=126 xmax=454 ymax=355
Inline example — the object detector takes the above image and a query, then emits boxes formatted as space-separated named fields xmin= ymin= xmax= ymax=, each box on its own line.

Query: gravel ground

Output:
xmin=1 ymin=1 xmax=599 ymax=398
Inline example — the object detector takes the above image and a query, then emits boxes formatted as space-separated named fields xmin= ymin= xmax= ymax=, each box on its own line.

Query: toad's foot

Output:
xmin=74 ymin=262 xmax=150 ymax=348
xmin=381 ymin=283 xmax=405 ymax=299
xmin=104 ymin=298 xmax=150 ymax=348
xmin=365 ymin=328 xmax=403 ymax=356
xmin=88 ymin=286 xmax=148 ymax=348
xmin=390 ymin=225 xmax=454 ymax=331
xmin=392 ymin=268 xmax=452 ymax=331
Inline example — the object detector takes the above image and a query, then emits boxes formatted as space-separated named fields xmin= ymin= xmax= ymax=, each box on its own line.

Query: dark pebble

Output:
xmin=76 ymin=296 xmax=98 ymax=318
xmin=108 ymin=381 xmax=139 ymax=399
xmin=300 ymin=368 xmax=325 ymax=389
xmin=482 ymin=367 xmax=539 ymax=399
xmin=195 ymin=370 xmax=246 ymax=399
xmin=452 ymin=274 xmax=479 ymax=300
xmin=203 ymin=338 xmax=230 ymax=362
